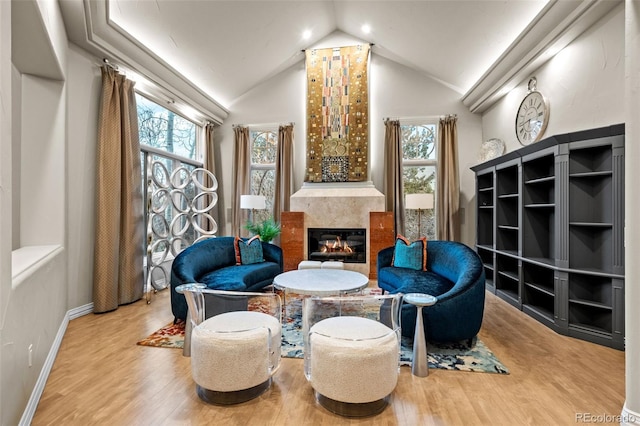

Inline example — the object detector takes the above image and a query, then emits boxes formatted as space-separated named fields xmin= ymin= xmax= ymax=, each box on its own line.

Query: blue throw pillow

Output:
xmin=234 ymin=236 xmax=265 ymax=265
xmin=392 ymin=234 xmax=427 ymax=271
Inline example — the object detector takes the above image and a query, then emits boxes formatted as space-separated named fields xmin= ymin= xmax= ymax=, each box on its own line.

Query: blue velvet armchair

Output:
xmin=170 ymin=236 xmax=283 ymax=322
xmin=377 ymin=240 xmax=485 ymax=342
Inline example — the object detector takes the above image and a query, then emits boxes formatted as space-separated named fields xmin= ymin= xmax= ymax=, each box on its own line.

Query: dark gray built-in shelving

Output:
xmin=471 ymin=124 xmax=625 ymax=350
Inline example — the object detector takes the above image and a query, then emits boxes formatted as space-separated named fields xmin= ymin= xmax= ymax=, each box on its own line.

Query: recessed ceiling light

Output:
xmin=303 ymin=29 xmax=312 ymax=40
xmin=362 ymin=24 xmax=371 ymax=34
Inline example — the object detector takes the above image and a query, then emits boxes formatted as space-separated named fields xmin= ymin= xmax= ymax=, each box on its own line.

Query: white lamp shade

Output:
xmin=405 ymin=193 xmax=434 ymax=210
xmin=240 ymin=194 xmax=266 ymax=210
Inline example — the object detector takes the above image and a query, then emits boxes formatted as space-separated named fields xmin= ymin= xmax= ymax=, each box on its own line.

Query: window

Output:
xmin=137 ymin=93 xmax=203 ymax=288
xmin=137 ymin=94 xmax=199 ymax=159
xmin=249 ymin=126 xmax=277 ymax=224
xmin=401 ymin=122 xmax=437 ymax=240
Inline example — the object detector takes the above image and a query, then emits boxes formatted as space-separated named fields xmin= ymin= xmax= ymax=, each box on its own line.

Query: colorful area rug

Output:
xmin=279 ymin=298 xmax=509 ymax=374
xmin=138 ymin=307 xmax=508 ymax=374
xmin=137 ymin=321 xmax=185 ymax=349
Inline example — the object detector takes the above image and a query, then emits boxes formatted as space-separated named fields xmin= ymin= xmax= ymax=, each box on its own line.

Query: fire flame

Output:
xmin=320 ymin=237 xmax=353 ymax=253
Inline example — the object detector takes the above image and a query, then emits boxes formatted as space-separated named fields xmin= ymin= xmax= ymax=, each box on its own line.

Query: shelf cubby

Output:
xmin=569 ymin=304 xmax=612 ymax=336
xmin=523 ymin=163 xmax=554 ymax=205
xmin=522 ymin=207 xmax=555 ymax=262
xmin=523 ymin=153 xmax=555 ymax=181
xmin=475 ymin=170 xmax=495 ymax=250
xmin=568 ymin=273 xmax=612 ymax=308
xmin=522 ymin=262 xmax=555 ymax=322
xmin=496 ymin=227 xmax=518 ymax=253
xmin=495 ymin=254 xmax=519 ymax=304
xmin=523 ymin=290 xmax=554 ymax=321
xmin=496 ymin=186 xmax=518 ymax=252
xmin=569 ymin=145 xmax=612 ymax=175
xmin=522 ymin=152 xmax=555 ymax=261
xmin=522 ymin=262 xmax=554 ymax=294
xmin=477 ymin=208 xmax=494 ymax=246
xmin=477 ymin=247 xmax=495 ymax=289
xmin=496 ymin=195 xmax=518 ymax=226
xmin=495 ymin=163 xmax=519 ymax=256
xmin=477 ymin=172 xmax=494 ymax=207
xmin=568 ymin=225 xmax=612 ymax=273
xmin=496 ymin=165 xmax=519 ymax=196
xmin=568 ymin=176 xmax=612 ymax=224
xmin=523 ymin=186 xmax=554 ymax=206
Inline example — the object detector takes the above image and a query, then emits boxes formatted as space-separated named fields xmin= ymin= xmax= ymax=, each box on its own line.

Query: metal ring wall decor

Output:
xmin=146 ymin=157 xmax=218 ymax=292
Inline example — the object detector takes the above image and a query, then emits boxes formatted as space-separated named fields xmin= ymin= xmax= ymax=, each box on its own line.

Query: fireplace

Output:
xmin=289 ymin=183 xmax=386 ymax=274
xmin=307 ymin=228 xmax=366 ymax=263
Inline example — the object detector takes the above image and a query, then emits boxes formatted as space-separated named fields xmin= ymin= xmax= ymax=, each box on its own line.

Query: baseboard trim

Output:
xmin=19 ymin=303 xmax=94 ymax=425
xmin=69 ymin=303 xmax=94 ymax=320
xmin=622 ymin=404 xmax=640 ymax=426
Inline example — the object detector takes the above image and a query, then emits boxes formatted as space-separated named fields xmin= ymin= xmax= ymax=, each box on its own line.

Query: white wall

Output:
xmin=218 ymin=32 xmax=483 ymax=245
xmin=216 ymin=60 xmax=306 ymax=235
xmin=482 ymin=5 xmax=624 ymax=153
xmin=20 ymin=75 xmax=65 ymax=246
xmin=11 ymin=65 xmax=20 ymax=250
xmin=370 ymin=54 xmax=482 ymax=245
xmin=66 ymin=45 xmax=101 ymax=309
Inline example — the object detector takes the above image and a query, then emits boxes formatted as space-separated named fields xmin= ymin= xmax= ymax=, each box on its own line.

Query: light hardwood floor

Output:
xmin=32 ymin=287 xmax=625 ymax=425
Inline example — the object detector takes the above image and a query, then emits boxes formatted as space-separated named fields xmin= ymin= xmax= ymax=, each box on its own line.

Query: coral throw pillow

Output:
xmin=392 ymin=234 xmax=427 ymax=271
xmin=234 ymin=236 xmax=265 ymax=265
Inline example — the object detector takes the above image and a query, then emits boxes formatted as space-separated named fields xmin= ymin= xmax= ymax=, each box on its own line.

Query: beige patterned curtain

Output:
xmin=384 ymin=119 xmax=405 ymax=235
xmin=274 ymin=124 xmax=294 ymax=224
xmin=93 ymin=66 xmax=144 ymax=313
xmin=232 ymin=126 xmax=251 ymax=236
xmin=437 ymin=115 xmax=460 ymax=241
xmin=203 ymin=122 xmax=218 ymax=232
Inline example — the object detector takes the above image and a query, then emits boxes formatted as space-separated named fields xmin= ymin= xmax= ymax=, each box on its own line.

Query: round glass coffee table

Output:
xmin=273 ymin=269 xmax=369 ymax=316
xmin=274 ymin=269 xmax=369 ymax=295
xmin=403 ymin=293 xmax=437 ymax=377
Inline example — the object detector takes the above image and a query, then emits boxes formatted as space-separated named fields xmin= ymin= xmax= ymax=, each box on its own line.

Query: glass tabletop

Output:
xmin=403 ymin=293 xmax=437 ymax=307
xmin=273 ymin=269 xmax=369 ymax=295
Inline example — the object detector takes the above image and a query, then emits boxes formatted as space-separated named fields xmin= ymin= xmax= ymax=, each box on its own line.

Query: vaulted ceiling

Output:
xmin=105 ymin=0 xmax=548 ymax=106
xmin=59 ymin=0 xmax=620 ymax=121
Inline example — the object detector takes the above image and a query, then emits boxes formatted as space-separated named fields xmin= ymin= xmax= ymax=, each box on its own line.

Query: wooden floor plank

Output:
xmin=31 ymin=287 xmax=625 ymax=425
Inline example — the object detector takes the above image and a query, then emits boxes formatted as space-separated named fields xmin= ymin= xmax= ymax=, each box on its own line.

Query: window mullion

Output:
xmin=402 ymin=159 xmax=437 ymax=167
xmin=251 ymin=163 xmax=276 ymax=171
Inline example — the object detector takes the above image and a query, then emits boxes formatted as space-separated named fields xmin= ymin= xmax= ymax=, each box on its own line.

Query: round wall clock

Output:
xmin=515 ymin=77 xmax=549 ymax=145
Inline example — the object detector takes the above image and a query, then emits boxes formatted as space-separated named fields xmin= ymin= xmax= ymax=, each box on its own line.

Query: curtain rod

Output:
xmin=233 ymin=122 xmax=295 ymax=128
xmin=383 ymin=114 xmax=457 ymax=122
xmin=301 ymin=43 xmax=374 ymax=52
xmin=101 ymin=58 xmax=119 ymax=71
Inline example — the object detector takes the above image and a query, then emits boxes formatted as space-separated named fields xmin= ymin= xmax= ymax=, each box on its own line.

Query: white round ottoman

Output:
xmin=191 ymin=311 xmax=281 ymax=404
xmin=307 ymin=316 xmax=399 ymax=416
xmin=320 ymin=261 xmax=344 ymax=269
xmin=298 ymin=260 xmax=323 ymax=269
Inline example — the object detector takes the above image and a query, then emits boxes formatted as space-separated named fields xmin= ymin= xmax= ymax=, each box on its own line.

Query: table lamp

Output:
xmin=405 ymin=193 xmax=434 ymax=236
xmin=240 ymin=194 xmax=266 ymax=225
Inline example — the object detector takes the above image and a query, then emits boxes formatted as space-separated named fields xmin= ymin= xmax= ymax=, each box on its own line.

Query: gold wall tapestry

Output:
xmin=305 ymin=44 xmax=370 ymax=182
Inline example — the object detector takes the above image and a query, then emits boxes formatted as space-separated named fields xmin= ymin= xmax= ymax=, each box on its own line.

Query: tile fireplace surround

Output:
xmin=289 ymin=182 xmax=385 ymax=276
